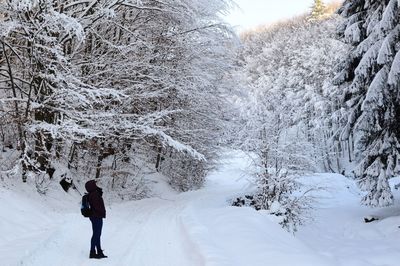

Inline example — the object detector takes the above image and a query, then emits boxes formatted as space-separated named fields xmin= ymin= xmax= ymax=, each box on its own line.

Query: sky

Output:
xmin=224 ymin=0 xmax=316 ymax=31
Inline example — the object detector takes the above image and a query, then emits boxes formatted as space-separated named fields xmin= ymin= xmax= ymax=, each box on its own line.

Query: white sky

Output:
xmin=224 ymin=0 xmax=316 ymax=31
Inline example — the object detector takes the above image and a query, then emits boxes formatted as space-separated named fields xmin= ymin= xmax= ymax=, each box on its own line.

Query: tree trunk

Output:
xmin=155 ymin=146 xmax=163 ymax=171
xmin=2 ymin=42 xmax=27 ymax=180
xmin=68 ymin=143 xmax=77 ymax=169
xmin=95 ymin=150 xmax=104 ymax=179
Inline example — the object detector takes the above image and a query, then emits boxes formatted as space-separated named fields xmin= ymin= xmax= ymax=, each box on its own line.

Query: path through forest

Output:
xmin=2 ymin=151 xmax=400 ymax=266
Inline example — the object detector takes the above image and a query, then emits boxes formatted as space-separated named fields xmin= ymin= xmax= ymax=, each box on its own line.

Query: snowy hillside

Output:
xmin=1 ymin=151 xmax=400 ymax=266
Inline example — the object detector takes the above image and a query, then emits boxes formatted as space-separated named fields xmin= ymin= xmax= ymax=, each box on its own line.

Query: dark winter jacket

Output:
xmin=85 ymin=180 xmax=106 ymax=219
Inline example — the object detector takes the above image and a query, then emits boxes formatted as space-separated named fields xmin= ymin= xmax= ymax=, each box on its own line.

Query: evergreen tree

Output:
xmin=334 ymin=0 xmax=400 ymax=207
xmin=308 ymin=0 xmax=327 ymax=21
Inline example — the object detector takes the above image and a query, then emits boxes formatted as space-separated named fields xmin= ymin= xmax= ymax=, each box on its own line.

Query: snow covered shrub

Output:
xmin=256 ymin=170 xmax=312 ymax=232
xmin=232 ymin=163 xmax=314 ymax=232
xmin=108 ymin=171 xmax=150 ymax=201
xmin=34 ymin=172 xmax=52 ymax=195
xmin=256 ymin=171 xmax=298 ymax=211
xmin=159 ymin=150 xmax=207 ymax=192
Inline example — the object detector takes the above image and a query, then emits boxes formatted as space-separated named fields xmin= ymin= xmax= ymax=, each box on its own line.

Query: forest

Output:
xmin=1 ymin=0 xmax=400 ymax=223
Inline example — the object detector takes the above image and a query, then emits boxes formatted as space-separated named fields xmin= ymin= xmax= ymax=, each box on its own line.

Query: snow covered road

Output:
xmin=1 ymin=152 xmax=400 ymax=266
xmin=105 ymin=196 xmax=204 ymax=266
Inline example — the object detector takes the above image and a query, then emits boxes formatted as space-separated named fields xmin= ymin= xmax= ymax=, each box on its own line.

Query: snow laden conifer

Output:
xmin=334 ymin=0 xmax=400 ymax=206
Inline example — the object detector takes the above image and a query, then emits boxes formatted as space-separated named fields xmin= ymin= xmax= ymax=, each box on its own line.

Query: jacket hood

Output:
xmin=85 ymin=180 xmax=97 ymax=193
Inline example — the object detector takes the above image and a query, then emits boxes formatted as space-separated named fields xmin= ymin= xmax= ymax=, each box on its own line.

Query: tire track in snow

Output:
xmin=102 ymin=197 xmax=204 ymax=266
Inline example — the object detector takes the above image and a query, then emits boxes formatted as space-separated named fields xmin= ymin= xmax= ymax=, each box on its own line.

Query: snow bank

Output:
xmin=297 ymin=174 xmax=400 ymax=266
xmin=182 ymin=204 xmax=334 ymax=266
xmin=0 ymin=186 xmax=63 ymax=265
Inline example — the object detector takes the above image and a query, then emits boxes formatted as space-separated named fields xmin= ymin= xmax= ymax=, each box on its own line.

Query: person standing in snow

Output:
xmin=85 ymin=180 xmax=107 ymax=259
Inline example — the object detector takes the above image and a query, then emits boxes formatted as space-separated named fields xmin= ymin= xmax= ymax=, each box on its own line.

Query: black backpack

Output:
xmin=81 ymin=193 xmax=92 ymax=217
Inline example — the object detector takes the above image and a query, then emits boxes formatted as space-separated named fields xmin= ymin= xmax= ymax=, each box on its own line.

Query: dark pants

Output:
xmin=90 ymin=217 xmax=103 ymax=252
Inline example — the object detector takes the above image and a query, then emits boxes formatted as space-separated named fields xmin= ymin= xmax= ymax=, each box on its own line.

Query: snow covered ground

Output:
xmin=1 ymin=151 xmax=400 ymax=266
xmin=297 ymin=174 xmax=400 ymax=266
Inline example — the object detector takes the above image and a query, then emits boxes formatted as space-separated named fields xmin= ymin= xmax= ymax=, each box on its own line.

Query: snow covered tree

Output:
xmin=234 ymin=9 xmax=346 ymax=231
xmin=0 ymin=0 xmax=237 ymax=193
xmin=334 ymin=0 xmax=400 ymax=206
xmin=239 ymin=8 xmax=347 ymax=175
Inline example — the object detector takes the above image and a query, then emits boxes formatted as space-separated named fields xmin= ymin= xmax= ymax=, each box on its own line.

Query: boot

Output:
xmin=89 ymin=250 xmax=98 ymax=259
xmin=97 ymin=250 xmax=108 ymax=259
